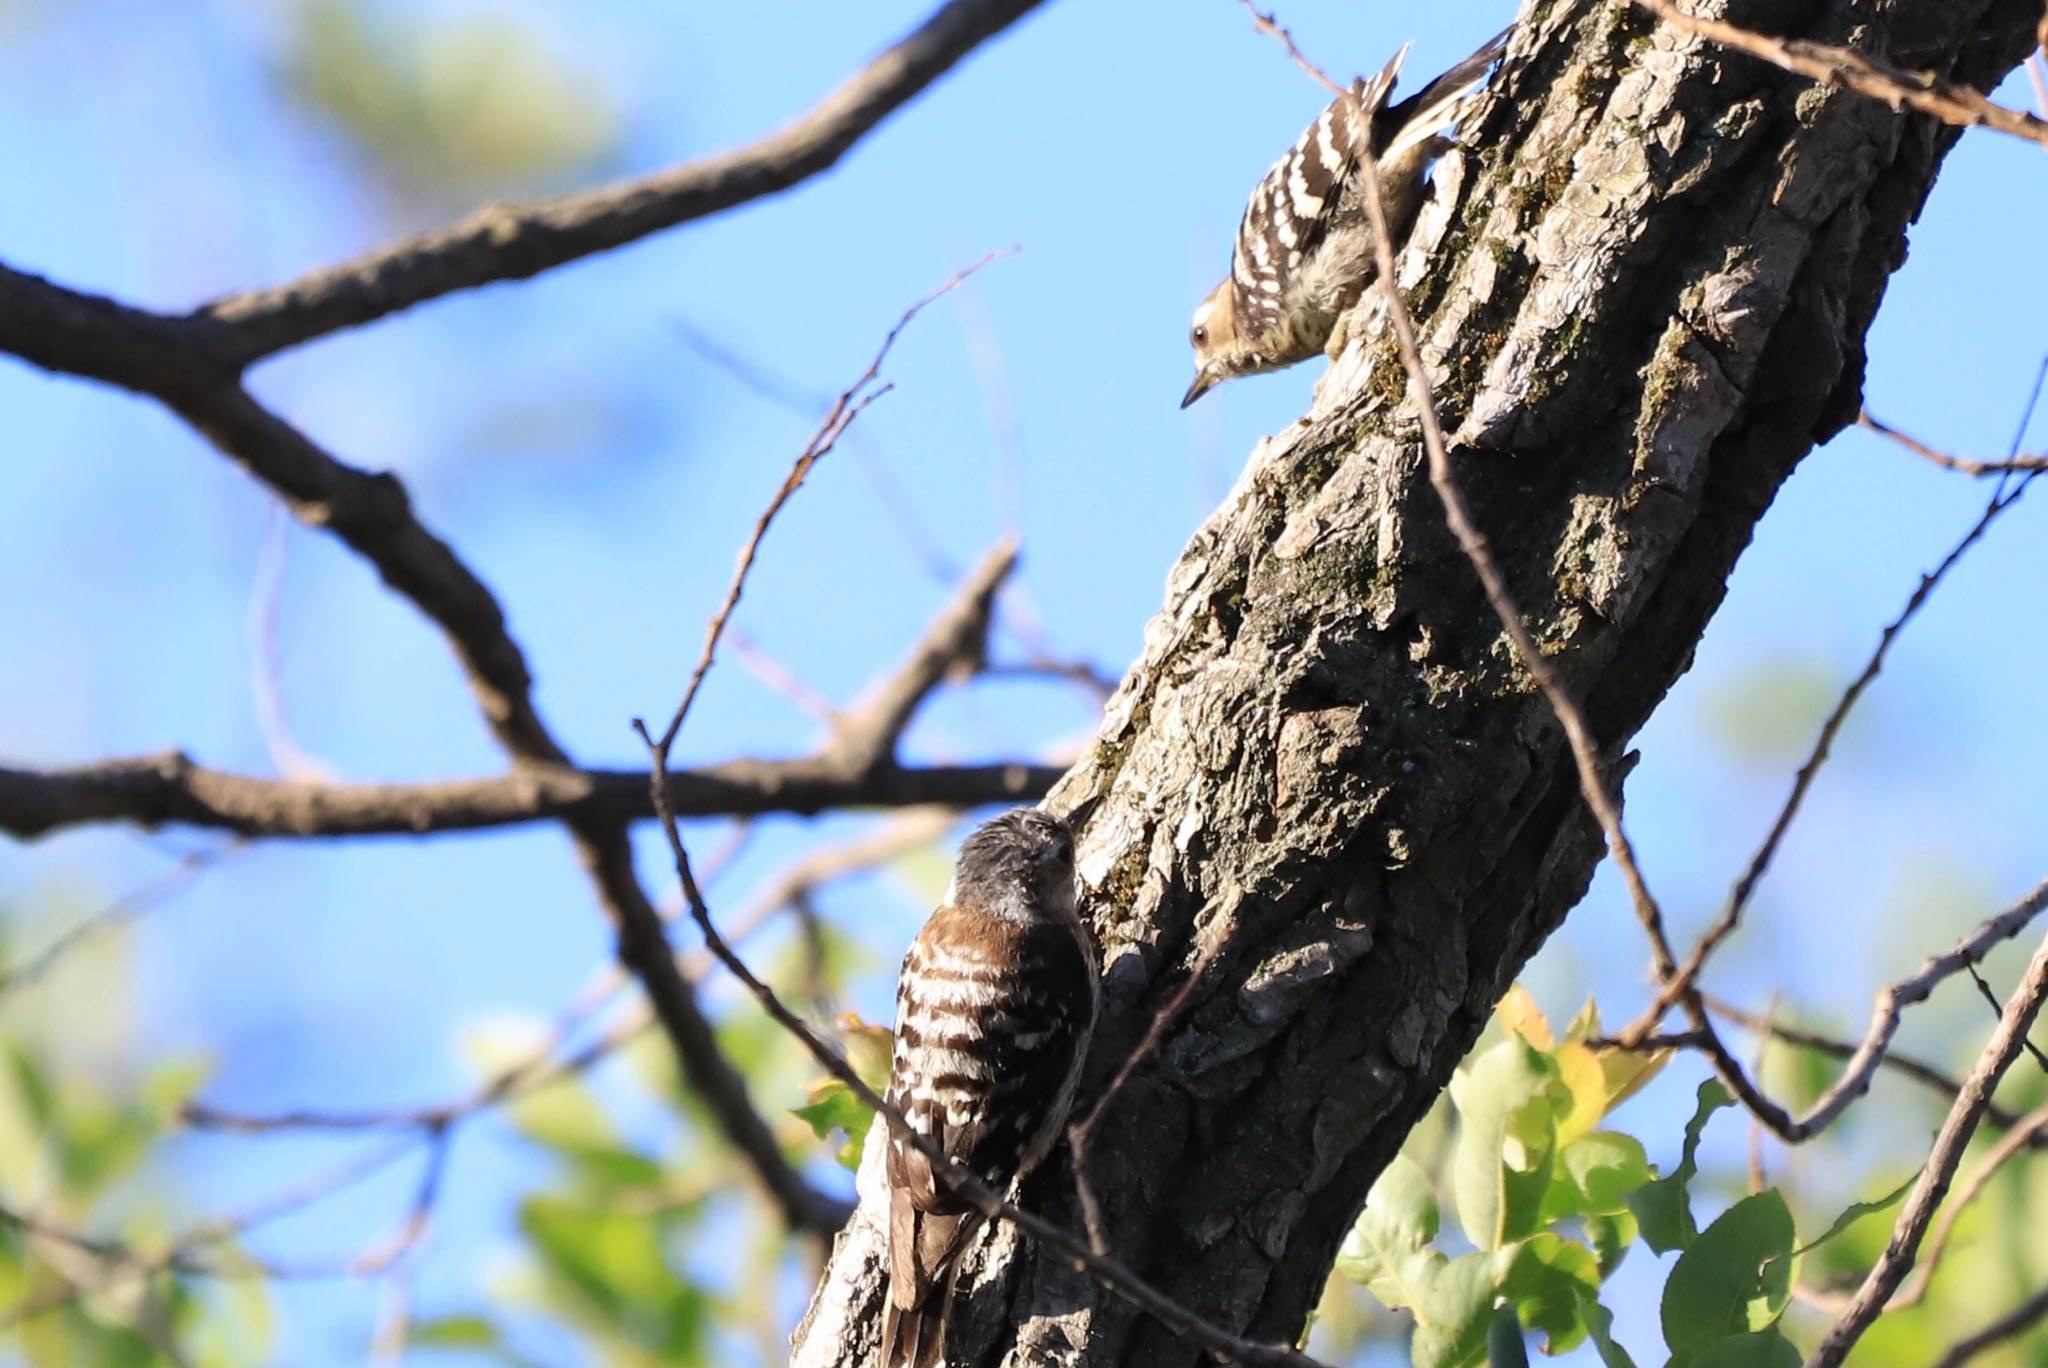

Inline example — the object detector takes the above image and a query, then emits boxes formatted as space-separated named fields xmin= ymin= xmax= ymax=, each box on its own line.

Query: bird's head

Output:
xmin=950 ymin=808 xmax=1077 ymax=923
xmin=1182 ymin=282 xmax=1246 ymax=408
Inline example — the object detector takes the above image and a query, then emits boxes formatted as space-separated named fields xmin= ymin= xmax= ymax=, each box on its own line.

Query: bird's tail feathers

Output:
xmin=1380 ymin=27 xmax=1511 ymax=161
xmin=880 ymin=1300 xmax=947 ymax=1368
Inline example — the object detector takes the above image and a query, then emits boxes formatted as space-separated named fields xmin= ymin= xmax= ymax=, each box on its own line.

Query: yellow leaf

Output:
xmin=1497 ymin=985 xmax=1555 ymax=1051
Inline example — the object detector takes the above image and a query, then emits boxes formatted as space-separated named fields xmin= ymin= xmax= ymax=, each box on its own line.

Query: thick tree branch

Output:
xmin=0 ymin=251 xmax=855 ymax=1248
xmin=191 ymin=0 xmax=1050 ymax=363
xmin=793 ymin=0 xmax=2047 ymax=1360
xmin=0 ymin=753 xmax=1057 ymax=841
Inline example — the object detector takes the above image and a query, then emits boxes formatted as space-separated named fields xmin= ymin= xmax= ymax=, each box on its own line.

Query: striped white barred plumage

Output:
xmin=880 ymin=809 xmax=1098 ymax=1368
xmin=1182 ymin=29 xmax=1510 ymax=408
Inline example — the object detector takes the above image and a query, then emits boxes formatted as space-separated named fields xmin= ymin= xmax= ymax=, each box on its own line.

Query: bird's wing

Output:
xmin=1227 ymin=48 xmax=1405 ymax=339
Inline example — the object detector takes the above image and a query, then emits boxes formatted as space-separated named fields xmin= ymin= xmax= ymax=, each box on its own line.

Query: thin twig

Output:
xmin=1930 ymin=1281 xmax=2048 ymax=1368
xmin=1807 ymin=926 xmax=2048 ymax=1366
xmin=247 ymin=501 xmax=335 ymax=781
xmin=654 ymin=251 xmax=1012 ymax=755
xmin=1069 ymin=931 xmax=1228 ymax=1253
xmin=638 ymin=258 xmax=1326 ymax=1367
xmin=1860 ymin=410 xmax=2048 ymax=476
xmin=1703 ymin=995 xmax=2048 ymax=1140
xmin=0 ymin=1134 xmax=422 ymax=1327
xmin=672 ymin=316 xmax=962 ymax=587
xmin=1237 ymin=3 xmax=1676 ymax=981
xmin=1966 ymin=963 xmax=2048 ymax=1073
xmin=1633 ymin=423 xmax=2041 ymax=1036
xmin=1598 ymin=879 xmax=2048 ymax=1145
xmin=0 ymin=845 xmax=237 ymax=998
xmin=1630 ymin=0 xmax=2048 ymax=151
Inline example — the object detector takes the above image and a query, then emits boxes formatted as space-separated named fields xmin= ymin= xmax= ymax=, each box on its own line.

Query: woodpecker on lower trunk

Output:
xmin=1182 ymin=29 xmax=1509 ymax=408
xmin=879 ymin=809 xmax=1099 ymax=1368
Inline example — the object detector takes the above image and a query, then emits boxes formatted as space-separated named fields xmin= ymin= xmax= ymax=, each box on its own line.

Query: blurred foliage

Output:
xmin=0 ymin=1005 xmax=269 ymax=1368
xmin=1318 ymin=988 xmax=2048 ymax=1368
xmin=7 ymin=901 xmax=2048 ymax=1365
xmin=1698 ymin=655 xmax=1860 ymax=769
xmin=278 ymin=0 xmax=618 ymax=206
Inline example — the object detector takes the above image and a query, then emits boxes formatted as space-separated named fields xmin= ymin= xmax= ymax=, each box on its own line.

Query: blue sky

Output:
xmin=2 ymin=1 xmax=2045 ymax=1363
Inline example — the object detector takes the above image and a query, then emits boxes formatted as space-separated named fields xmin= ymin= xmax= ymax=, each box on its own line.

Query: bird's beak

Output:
xmin=1181 ymin=368 xmax=1218 ymax=409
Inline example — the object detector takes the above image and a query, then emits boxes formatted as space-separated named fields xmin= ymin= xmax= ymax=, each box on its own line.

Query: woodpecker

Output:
xmin=880 ymin=808 xmax=1098 ymax=1368
xmin=1182 ymin=29 xmax=1509 ymax=408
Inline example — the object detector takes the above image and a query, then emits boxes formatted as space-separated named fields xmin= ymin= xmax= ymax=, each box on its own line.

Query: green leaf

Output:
xmin=1545 ymin=1132 xmax=1654 ymax=1222
xmin=1586 ymin=1209 xmax=1639 ymax=1277
xmin=0 ymin=1045 xmax=53 ymax=1192
xmin=1578 ymin=1294 xmax=1641 ymax=1368
xmin=1487 ymin=1302 xmax=1531 ymax=1368
xmin=138 ymin=1053 xmax=212 ymax=1119
xmin=521 ymin=1196 xmax=671 ymax=1322
xmin=412 ymin=1314 xmax=502 ymax=1348
xmin=507 ymin=1077 xmax=617 ymax=1154
xmin=1450 ymin=1040 xmax=1563 ymax=1250
xmin=1691 ymin=1329 xmax=1801 ymax=1368
xmin=508 ymin=1078 xmax=667 ymax=1191
xmin=1335 ymin=1154 xmax=1441 ymax=1309
xmin=1496 ymin=1234 xmax=1599 ymax=1354
xmin=791 ymin=1077 xmax=875 ymax=1172
xmin=1629 ymin=1079 xmax=1732 ymax=1254
xmin=1588 ymin=1041 xmax=1671 ymax=1116
xmin=1662 ymin=1190 xmax=1796 ymax=1353
xmin=1498 ymin=985 xmax=1556 ymax=1050
xmin=1412 ymin=1251 xmax=1497 ymax=1368
xmin=60 ymin=1098 xmax=158 ymax=1197
xmin=1795 ymin=1169 xmax=1918 ymax=1256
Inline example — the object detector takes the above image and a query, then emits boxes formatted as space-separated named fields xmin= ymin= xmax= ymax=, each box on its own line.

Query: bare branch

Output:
xmin=191 ymin=1 xmax=1051 ymax=362
xmin=1631 ymin=0 xmax=2048 ymax=150
xmin=1644 ymin=879 xmax=2048 ymax=1143
xmin=826 ymin=538 xmax=1018 ymax=769
xmin=1860 ymin=409 xmax=2048 ymax=476
xmin=1809 ymin=925 xmax=2048 ymax=1365
xmin=0 ymin=751 xmax=1057 ymax=842
xmin=0 ymin=253 xmax=848 ymax=1244
xmin=0 ymin=1135 xmax=420 ymax=1327
xmin=1703 ymin=995 xmax=2048 ymax=1140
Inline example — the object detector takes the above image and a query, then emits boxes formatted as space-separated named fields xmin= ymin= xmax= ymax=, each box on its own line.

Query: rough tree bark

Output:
xmin=794 ymin=0 xmax=2043 ymax=1362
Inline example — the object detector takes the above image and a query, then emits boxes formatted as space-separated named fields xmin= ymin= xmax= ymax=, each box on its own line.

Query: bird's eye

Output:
xmin=1192 ymin=325 xmax=1208 ymax=347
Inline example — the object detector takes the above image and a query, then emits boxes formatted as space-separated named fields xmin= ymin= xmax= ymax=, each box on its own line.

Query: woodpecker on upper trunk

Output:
xmin=879 ymin=809 xmax=1099 ymax=1368
xmin=1182 ymin=29 xmax=1509 ymax=408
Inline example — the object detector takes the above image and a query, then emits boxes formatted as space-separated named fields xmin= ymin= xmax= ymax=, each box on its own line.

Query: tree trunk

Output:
xmin=793 ymin=0 xmax=2043 ymax=1362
